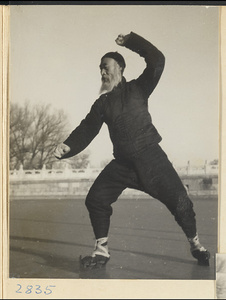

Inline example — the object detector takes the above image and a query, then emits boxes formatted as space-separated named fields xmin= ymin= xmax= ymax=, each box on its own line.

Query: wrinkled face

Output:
xmin=99 ymin=57 xmax=122 ymax=93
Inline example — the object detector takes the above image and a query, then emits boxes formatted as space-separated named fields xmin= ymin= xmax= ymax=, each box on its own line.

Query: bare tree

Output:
xmin=209 ymin=159 xmax=218 ymax=165
xmin=10 ymin=102 xmax=69 ymax=169
xmin=52 ymin=151 xmax=90 ymax=170
xmin=10 ymin=102 xmax=34 ymax=169
xmin=68 ymin=151 xmax=90 ymax=169
xmin=10 ymin=102 xmax=92 ymax=170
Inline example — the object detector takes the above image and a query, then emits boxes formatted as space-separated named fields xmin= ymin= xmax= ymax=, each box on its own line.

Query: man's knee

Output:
xmin=85 ymin=189 xmax=96 ymax=212
xmin=85 ymin=187 xmax=114 ymax=217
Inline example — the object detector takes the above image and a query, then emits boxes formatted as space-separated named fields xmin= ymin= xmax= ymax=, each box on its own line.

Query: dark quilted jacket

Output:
xmin=63 ymin=32 xmax=165 ymax=160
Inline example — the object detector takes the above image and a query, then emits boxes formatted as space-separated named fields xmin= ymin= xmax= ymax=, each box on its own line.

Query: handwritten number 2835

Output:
xmin=16 ymin=284 xmax=56 ymax=295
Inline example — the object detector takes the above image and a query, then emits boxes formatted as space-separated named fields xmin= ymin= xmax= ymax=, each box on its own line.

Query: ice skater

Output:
xmin=54 ymin=32 xmax=210 ymax=268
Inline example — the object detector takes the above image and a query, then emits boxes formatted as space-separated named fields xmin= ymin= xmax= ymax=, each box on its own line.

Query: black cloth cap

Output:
xmin=101 ymin=52 xmax=126 ymax=70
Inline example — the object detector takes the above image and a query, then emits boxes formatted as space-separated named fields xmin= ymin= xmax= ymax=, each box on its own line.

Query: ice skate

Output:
xmin=80 ymin=237 xmax=110 ymax=270
xmin=191 ymin=248 xmax=210 ymax=266
xmin=188 ymin=234 xmax=210 ymax=266
xmin=80 ymin=254 xmax=110 ymax=269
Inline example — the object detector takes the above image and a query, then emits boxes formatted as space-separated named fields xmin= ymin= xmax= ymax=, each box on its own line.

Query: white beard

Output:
xmin=99 ymin=69 xmax=122 ymax=95
xmin=99 ymin=79 xmax=115 ymax=94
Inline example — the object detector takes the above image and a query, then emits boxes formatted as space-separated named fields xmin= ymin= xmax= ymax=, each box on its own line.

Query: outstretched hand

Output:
xmin=54 ymin=143 xmax=71 ymax=159
xmin=115 ymin=34 xmax=129 ymax=46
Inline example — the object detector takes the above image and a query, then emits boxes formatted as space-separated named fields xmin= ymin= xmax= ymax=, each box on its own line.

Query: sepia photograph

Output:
xmin=3 ymin=2 xmax=223 ymax=298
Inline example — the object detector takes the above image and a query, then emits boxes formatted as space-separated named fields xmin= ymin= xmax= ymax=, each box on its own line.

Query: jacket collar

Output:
xmin=112 ymin=76 xmax=126 ymax=92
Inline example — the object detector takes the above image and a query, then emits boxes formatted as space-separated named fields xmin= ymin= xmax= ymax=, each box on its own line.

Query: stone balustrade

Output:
xmin=9 ymin=163 xmax=218 ymax=181
xmin=9 ymin=163 xmax=218 ymax=199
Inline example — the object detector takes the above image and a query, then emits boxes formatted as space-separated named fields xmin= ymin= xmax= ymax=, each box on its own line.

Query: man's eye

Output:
xmin=101 ymin=68 xmax=108 ymax=73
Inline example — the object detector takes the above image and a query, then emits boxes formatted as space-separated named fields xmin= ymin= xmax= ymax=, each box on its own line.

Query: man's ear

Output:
xmin=119 ymin=66 xmax=123 ymax=74
xmin=116 ymin=62 xmax=123 ymax=74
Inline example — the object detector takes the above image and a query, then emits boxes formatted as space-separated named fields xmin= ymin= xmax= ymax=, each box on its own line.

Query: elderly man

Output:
xmin=54 ymin=32 xmax=210 ymax=269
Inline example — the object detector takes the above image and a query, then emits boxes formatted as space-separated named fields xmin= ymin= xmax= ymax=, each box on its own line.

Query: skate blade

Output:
xmin=192 ymin=250 xmax=210 ymax=267
xmin=197 ymin=259 xmax=210 ymax=266
xmin=79 ymin=255 xmax=109 ymax=270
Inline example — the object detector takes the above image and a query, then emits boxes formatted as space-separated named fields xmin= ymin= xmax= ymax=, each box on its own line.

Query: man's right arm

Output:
xmin=54 ymin=99 xmax=104 ymax=160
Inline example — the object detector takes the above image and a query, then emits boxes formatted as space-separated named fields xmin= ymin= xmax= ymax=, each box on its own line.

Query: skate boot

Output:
xmin=80 ymin=237 xmax=110 ymax=269
xmin=188 ymin=234 xmax=210 ymax=266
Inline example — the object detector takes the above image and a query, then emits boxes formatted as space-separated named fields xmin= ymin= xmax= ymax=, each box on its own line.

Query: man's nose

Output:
xmin=101 ymin=69 xmax=106 ymax=76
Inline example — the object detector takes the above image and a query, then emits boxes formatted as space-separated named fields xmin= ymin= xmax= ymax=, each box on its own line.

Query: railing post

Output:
xmin=204 ymin=160 xmax=207 ymax=175
xmin=18 ymin=164 xmax=24 ymax=177
xmin=186 ymin=161 xmax=190 ymax=175
xmin=41 ymin=164 xmax=47 ymax=178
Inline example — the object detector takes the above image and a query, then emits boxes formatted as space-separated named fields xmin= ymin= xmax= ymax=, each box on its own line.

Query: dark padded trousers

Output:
xmin=85 ymin=144 xmax=197 ymax=239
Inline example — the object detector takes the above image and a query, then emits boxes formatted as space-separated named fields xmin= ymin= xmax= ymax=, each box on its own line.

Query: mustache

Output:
xmin=101 ymin=76 xmax=110 ymax=83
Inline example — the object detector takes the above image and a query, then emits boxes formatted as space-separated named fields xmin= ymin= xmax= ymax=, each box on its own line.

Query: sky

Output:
xmin=9 ymin=4 xmax=219 ymax=167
